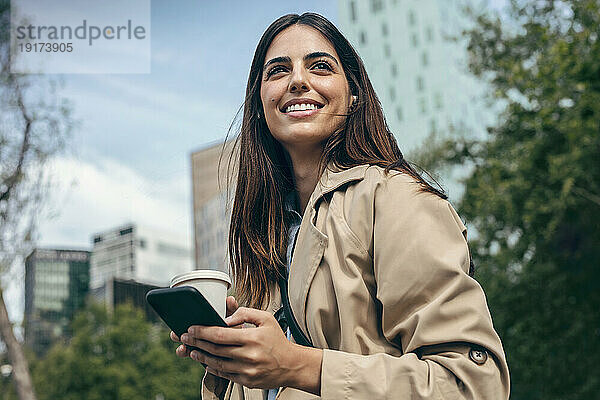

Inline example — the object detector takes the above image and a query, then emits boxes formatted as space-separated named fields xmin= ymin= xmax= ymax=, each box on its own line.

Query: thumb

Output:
xmin=226 ymin=296 xmax=239 ymax=317
xmin=224 ymin=307 xmax=270 ymax=327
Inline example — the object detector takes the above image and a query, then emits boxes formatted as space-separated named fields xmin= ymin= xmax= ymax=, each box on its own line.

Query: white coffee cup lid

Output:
xmin=170 ymin=269 xmax=231 ymax=288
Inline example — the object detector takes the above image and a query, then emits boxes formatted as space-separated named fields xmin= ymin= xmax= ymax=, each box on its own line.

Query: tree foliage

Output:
xmin=29 ymin=303 xmax=204 ymax=400
xmin=422 ymin=1 xmax=600 ymax=398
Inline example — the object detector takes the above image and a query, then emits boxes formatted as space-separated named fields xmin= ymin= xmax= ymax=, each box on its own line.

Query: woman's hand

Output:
xmin=171 ymin=295 xmax=239 ymax=358
xmin=181 ymin=307 xmax=323 ymax=395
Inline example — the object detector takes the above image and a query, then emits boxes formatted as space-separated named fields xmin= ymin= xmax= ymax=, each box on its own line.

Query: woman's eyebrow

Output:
xmin=304 ymin=51 xmax=339 ymax=66
xmin=263 ymin=52 xmax=339 ymax=70
xmin=264 ymin=56 xmax=291 ymax=69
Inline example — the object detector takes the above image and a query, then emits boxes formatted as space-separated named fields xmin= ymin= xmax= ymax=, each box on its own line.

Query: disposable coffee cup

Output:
xmin=170 ymin=270 xmax=232 ymax=319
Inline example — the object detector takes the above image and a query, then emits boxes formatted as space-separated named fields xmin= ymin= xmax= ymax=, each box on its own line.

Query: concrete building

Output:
xmin=191 ymin=140 xmax=237 ymax=273
xmin=24 ymin=249 xmax=90 ymax=354
xmin=89 ymin=223 xmax=193 ymax=305
xmin=337 ymin=0 xmax=492 ymax=155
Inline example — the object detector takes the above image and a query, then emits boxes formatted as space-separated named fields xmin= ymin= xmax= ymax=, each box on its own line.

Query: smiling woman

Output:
xmin=172 ymin=12 xmax=510 ymax=400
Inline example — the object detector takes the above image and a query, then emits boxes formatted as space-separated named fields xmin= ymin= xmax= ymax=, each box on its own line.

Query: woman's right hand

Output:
xmin=171 ymin=295 xmax=239 ymax=358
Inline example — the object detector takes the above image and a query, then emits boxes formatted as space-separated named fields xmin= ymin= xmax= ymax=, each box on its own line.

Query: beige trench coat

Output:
xmin=202 ymin=164 xmax=510 ymax=399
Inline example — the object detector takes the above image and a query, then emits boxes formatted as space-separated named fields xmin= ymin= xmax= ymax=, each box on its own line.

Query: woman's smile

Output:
xmin=280 ymin=97 xmax=324 ymax=118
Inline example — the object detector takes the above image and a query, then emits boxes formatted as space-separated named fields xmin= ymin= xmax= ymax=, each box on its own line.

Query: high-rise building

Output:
xmin=337 ymin=0 xmax=492 ymax=154
xmin=24 ymin=249 xmax=90 ymax=354
xmin=89 ymin=223 xmax=193 ymax=305
xmin=191 ymin=140 xmax=237 ymax=273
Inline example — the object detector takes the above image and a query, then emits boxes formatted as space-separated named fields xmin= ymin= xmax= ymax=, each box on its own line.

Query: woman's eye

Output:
xmin=312 ymin=61 xmax=333 ymax=71
xmin=266 ymin=66 xmax=286 ymax=77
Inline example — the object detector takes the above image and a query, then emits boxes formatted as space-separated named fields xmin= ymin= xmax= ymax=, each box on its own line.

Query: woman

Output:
xmin=173 ymin=13 xmax=510 ymax=399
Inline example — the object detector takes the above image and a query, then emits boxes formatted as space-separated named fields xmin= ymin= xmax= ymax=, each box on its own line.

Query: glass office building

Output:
xmin=24 ymin=249 xmax=90 ymax=354
xmin=337 ymin=0 xmax=493 ymax=154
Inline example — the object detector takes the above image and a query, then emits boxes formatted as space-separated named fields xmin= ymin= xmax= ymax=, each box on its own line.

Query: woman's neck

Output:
xmin=288 ymin=149 xmax=323 ymax=213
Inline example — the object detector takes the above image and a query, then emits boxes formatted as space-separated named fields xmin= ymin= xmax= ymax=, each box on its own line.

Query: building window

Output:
xmin=421 ymin=51 xmax=429 ymax=66
xmin=419 ymin=98 xmax=427 ymax=114
xmin=434 ymin=92 xmax=443 ymax=109
xmin=411 ymin=33 xmax=419 ymax=47
xmin=382 ymin=23 xmax=388 ymax=36
xmin=389 ymin=87 xmax=396 ymax=101
xmin=119 ymin=227 xmax=133 ymax=236
xmin=371 ymin=0 xmax=384 ymax=13
xmin=408 ymin=10 xmax=416 ymax=26
xmin=360 ymin=31 xmax=367 ymax=45
xmin=391 ymin=63 xmax=398 ymax=77
xmin=396 ymin=106 xmax=403 ymax=121
xmin=416 ymin=76 xmax=425 ymax=91
xmin=350 ymin=1 xmax=357 ymax=22
xmin=384 ymin=43 xmax=391 ymax=57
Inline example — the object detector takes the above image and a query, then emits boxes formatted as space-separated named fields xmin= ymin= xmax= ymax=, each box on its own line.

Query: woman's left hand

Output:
xmin=181 ymin=307 xmax=322 ymax=394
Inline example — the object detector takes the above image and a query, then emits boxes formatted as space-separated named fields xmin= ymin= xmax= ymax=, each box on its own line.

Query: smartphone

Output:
xmin=146 ymin=286 xmax=227 ymax=340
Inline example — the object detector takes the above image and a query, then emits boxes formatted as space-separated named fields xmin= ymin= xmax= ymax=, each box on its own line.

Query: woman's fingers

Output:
xmin=226 ymin=296 xmax=239 ymax=317
xmin=184 ymin=326 xmax=246 ymax=346
xmin=225 ymin=307 xmax=271 ymax=327
xmin=172 ymin=331 xmax=190 ymax=358
xmin=190 ymin=349 xmax=242 ymax=375
xmin=180 ymin=335 xmax=254 ymax=361
xmin=175 ymin=344 xmax=191 ymax=358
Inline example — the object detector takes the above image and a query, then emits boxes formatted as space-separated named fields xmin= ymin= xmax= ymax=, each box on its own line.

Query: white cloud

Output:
xmin=37 ymin=154 xmax=192 ymax=249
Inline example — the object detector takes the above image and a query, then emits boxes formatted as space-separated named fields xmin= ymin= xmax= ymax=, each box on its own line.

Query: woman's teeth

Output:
xmin=285 ymin=103 xmax=320 ymax=113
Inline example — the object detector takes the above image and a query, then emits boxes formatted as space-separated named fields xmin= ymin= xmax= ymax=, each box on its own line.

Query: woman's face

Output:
xmin=259 ymin=24 xmax=352 ymax=156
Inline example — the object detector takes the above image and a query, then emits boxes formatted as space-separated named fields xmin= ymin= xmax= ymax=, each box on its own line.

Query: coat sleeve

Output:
xmin=320 ymin=171 xmax=510 ymax=399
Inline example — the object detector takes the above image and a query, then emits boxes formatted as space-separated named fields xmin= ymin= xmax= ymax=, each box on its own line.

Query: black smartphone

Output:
xmin=146 ymin=286 xmax=228 ymax=340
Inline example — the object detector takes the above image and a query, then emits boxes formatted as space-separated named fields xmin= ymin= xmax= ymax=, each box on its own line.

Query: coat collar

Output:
xmin=287 ymin=163 xmax=369 ymax=340
xmin=308 ymin=163 xmax=370 ymax=209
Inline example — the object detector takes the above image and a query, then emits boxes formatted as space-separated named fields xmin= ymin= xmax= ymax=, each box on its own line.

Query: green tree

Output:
xmin=418 ymin=1 xmax=599 ymax=398
xmin=31 ymin=303 xmax=204 ymax=400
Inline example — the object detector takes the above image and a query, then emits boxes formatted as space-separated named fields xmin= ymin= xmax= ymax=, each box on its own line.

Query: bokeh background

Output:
xmin=1 ymin=0 xmax=598 ymax=399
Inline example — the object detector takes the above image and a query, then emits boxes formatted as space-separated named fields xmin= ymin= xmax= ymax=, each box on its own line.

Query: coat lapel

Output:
xmin=288 ymin=163 xmax=369 ymax=339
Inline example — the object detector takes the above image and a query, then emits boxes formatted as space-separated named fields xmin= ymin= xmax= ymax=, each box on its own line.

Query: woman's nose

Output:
xmin=288 ymin=68 xmax=309 ymax=93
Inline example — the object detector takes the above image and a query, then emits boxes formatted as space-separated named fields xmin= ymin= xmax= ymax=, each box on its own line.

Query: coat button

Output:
xmin=469 ymin=348 xmax=488 ymax=365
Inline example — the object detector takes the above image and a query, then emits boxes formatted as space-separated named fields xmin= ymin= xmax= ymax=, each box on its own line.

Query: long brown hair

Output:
xmin=225 ymin=13 xmax=450 ymax=309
